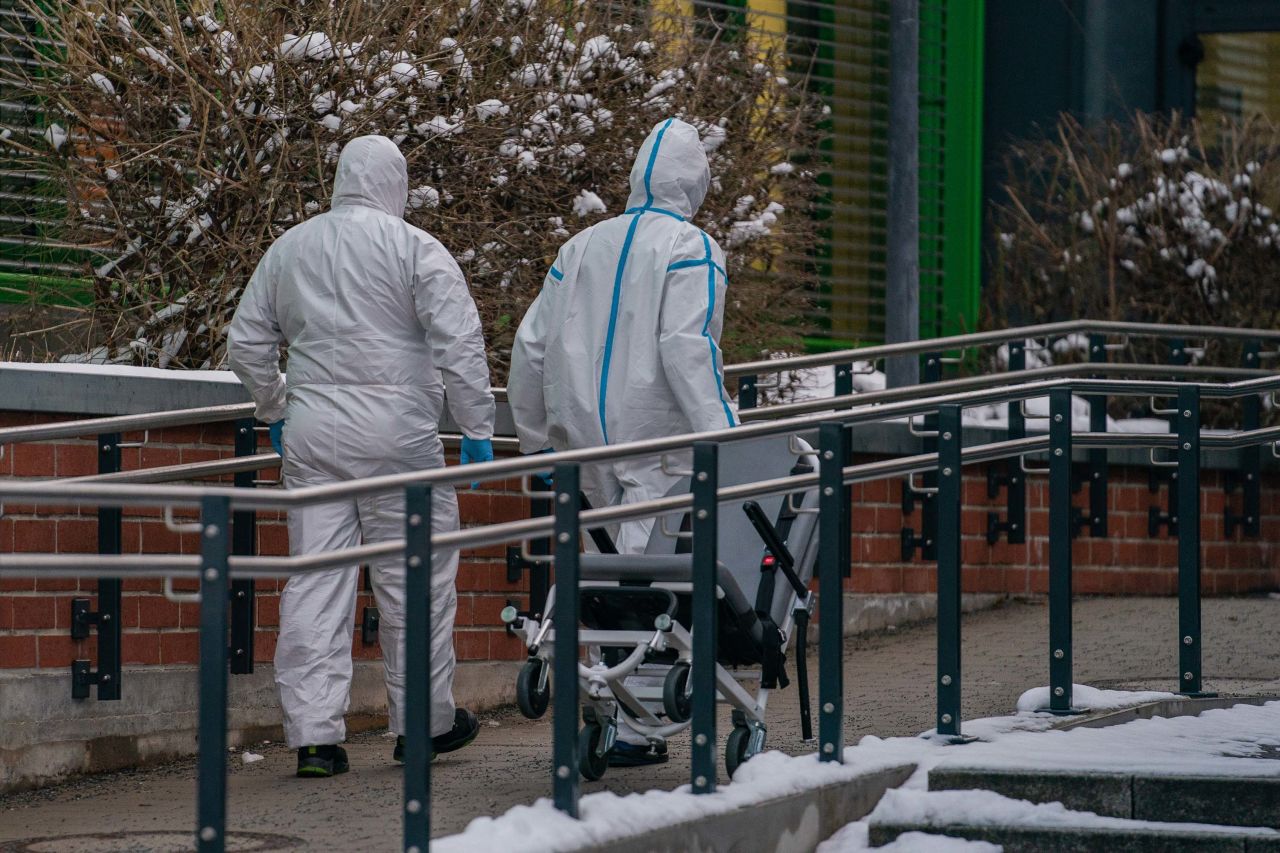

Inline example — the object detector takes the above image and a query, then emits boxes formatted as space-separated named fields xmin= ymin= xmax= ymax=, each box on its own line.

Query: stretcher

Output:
xmin=502 ymin=434 xmax=821 ymax=780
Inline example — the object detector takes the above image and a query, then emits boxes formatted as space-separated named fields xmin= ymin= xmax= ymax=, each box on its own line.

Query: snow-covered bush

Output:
xmin=3 ymin=1 xmax=822 ymax=375
xmin=987 ymin=112 xmax=1280 ymax=356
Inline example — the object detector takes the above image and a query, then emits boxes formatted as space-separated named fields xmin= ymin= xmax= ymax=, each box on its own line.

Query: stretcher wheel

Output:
xmin=578 ymin=723 xmax=609 ymax=781
xmin=662 ymin=663 xmax=692 ymax=723
xmin=516 ymin=658 xmax=550 ymax=719
xmin=725 ymin=725 xmax=752 ymax=778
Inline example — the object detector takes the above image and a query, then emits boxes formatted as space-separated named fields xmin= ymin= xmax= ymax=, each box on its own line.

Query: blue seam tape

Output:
xmin=641 ymin=119 xmax=674 ymax=209
xmin=697 ymin=231 xmax=736 ymax=428
xmin=598 ymin=212 xmax=644 ymax=444
xmin=548 ymin=266 xmax=564 ymax=281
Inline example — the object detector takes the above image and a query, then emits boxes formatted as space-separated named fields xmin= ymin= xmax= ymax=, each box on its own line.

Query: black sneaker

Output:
xmin=608 ymin=741 xmax=669 ymax=768
xmin=392 ymin=735 xmax=436 ymax=764
xmin=431 ymin=708 xmax=480 ymax=755
xmin=296 ymin=744 xmax=349 ymax=778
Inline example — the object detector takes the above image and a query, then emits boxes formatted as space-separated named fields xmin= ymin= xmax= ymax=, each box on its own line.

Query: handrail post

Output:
xmin=1176 ymin=386 xmax=1213 ymax=698
xmin=1225 ymin=341 xmax=1262 ymax=538
xmin=196 ymin=496 xmax=231 ymax=853
xmin=834 ymin=363 xmax=854 ymax=398
xmin=935 ymin=405 xmax=967 ymax=740
xmin=987 ymin=341 xmax=1026 ymax=545
xmin=1083 ymin=334 xmax=1109 ymax=538
xmin=229 ymin=419 xmax=258 ymax=675
xmin=738 ymin=374 xmax=759 ymax=410
xmin=403 ymin=485 xmax=433 ymax=852
xmin=901 ymin=353 xmax=941 ymax=560
xmin=551 ymin=464 xmax=582 ymax=816
xmin=690 ymin=441 xmax=719 ymax=794
xmin=1045 ymin=389 xmax=1081 ymax=715
xmin=71 ymin=433 xmax=124 ymax=700
xmin=818 ymin=422 xmax=850 ymax=762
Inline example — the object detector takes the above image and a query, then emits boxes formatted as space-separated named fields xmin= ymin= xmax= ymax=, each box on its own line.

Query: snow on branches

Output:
xmin=4 ymin=0 xmax=822 ymax=374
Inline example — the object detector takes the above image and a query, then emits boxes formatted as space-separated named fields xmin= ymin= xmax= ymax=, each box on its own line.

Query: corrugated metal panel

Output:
xmin=0 ymin=1 xmax=95 ymax=288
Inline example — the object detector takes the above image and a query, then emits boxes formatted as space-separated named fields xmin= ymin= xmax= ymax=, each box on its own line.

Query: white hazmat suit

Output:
xmin=509 ymin=118 xmax=737 ymax=555
xmin=228 ymin=135 xmax=495 ymax=748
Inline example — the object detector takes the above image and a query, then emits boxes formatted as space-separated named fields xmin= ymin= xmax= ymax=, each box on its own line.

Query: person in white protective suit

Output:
xmin=227 ymin=135 xmax=496 ymax=778
xmin=508 ymin=118 xmax=736 ymax=766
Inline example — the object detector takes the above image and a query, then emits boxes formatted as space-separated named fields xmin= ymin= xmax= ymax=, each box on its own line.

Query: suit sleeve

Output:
xmin=659 ymin=229 xmax=737 ymax=433
xmin=508 ymin=267 xmax=559 ymax=453
xmin=227 ymin=245 xmax=288 ymax=424
xmin=412 ymin=234 xmax=496 ymax=440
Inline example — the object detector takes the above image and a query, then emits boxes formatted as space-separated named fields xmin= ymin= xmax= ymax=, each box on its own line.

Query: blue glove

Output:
xmin=460 ymin=436 xmax=494 ymax=489
xmin=532 ymin=447 xmax=555 ymax=491
xmin=268 ymin=420 xmax=284 ymax=457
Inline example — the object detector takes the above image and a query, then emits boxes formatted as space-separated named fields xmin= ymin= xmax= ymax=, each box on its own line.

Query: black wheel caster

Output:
xmin=516 ymin=658 xmax=550 ymax=719
xmin=662 ymin=662 xmax=692 ymax=723
xmin=578 ymin=723 xmax=609 ymax=781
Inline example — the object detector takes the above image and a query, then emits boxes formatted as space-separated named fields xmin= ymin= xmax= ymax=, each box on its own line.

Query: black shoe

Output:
xmin=431 ymin=708 xmax=480 ymax=755
xmin=608 ymin=741 xmax=669 ymax=768
xmin=393 ymin=735 xmax=436 ymax=764
xmin=296 ymin=744 xmax=349 ymax=778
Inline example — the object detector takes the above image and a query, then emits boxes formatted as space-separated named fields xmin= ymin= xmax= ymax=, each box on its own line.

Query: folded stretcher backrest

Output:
xmin=644 ymin=433 xmax=820 ymax=627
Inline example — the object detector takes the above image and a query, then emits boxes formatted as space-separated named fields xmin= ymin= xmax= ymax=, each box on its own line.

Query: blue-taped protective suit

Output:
xmin=509 ymin=118 xmax=736 ymax=554
xmin=227 ymin=135 xmax=495 ymax=747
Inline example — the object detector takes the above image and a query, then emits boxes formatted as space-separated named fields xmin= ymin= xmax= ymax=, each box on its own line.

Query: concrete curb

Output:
xmin=572 ymin=763 xmax=916 ymax=853
xmin=0 ymin=660 xmax=518 ymax=793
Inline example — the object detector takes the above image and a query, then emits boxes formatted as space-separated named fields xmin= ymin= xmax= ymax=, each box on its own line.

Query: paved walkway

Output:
xmin=3 ymin=597 xmax=1279 ymax=851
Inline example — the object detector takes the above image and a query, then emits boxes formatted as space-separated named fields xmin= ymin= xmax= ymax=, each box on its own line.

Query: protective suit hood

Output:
xmin=331 ymin=134 xmax=409 ymax=217
xmin=625 ymin=118 xmax=710 ymax=219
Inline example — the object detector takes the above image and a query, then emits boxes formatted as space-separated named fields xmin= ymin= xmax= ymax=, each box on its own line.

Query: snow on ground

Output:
xmin=819 ymin=823 xmax=1001 ymax=852
xmin=438 ymin=687 xmax=1224 ymax=852
xmin=1015 ymin=683 xmax=1176 ymax=713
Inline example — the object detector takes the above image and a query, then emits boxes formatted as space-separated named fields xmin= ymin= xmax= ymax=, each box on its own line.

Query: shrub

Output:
xmin=3 ymin=0 xmax=823 ymax=378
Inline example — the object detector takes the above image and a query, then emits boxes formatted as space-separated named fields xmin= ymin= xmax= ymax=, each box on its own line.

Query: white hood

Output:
xmin=331 ymin=134 xmax=409 ymax=217
xmin=625 ymin=118 xmax=710 ymax=219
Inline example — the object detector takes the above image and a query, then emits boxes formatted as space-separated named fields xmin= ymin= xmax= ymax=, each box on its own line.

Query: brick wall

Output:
xmin=0 ymin=412 xmax=531 ymax=670
xmin=2 ymin=413 xmax=1278 ymax=672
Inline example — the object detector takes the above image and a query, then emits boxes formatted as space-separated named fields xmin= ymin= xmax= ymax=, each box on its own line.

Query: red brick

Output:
xmin=122 ymin=577 xmax=163 ymax=593
xmin=258 ymin=523 xmax=289 ymax=556
xmin=851 ymin=565 xmax=901 ymax=594
xmin=37 ymin=634 xmax=79 ymax=668
xmin=453 ymin=595 xmax=477 ymax=627
xmin=120 ymin=632 xmax=162 ymax=665
xmin=1028 ymin=568 xmax=1049 ymax=594
xmin=55 ymin=443 xmax=99 ymax=477
xmin=160 ymin=631 xmax=200 ymax=664
xmin=967 ymin=566 xmax=1006 ymax=593
xmin=12 ymin=444 xmax=55 ymax=477
xmin=254 ymin=631 xmax=278 ymax=663
xmin=456 ymin=564 xmax=489 ymax=592
xmin=140 ymin=446 xmax=182 ymax=470
xmin=0 ymin=596 xmax=11 ymax=628
xmin=490 ymin=630 xmax=527 ymax=661
xmin=57 ymin=519 xmax=99 ymax=554
xmin=13 ymin=520 xmax=55 ymax=553
xmin=1 ymin=578 xmax=35 ymax=592
xmin=454 ymin=630 xmax=489 ymax=661
xmin=137 ymin=595 xmax=180 ymax=629
xmin=901 ymin=567 xmax=935 ymax=594
xmin=11 ymin=596 xmax=56 ymax=629
xmin=0 ymin=635 xmax=37 ymax=667
xmin=35 ymin=576 xmax=80 ymax=592
xmin=256 ymin=595 xmax=280 ymax=628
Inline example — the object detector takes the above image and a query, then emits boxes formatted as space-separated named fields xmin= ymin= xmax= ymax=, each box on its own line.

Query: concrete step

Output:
xmin=928 ymin=767 xmax=1280 ymax=829
xmin=867 ymin=784 xmax=1280 ymax=852
xmin=869 ymin=820 xmax=1280 ymax=852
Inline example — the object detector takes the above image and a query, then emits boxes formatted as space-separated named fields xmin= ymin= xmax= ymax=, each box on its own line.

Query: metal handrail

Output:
xmin=723 ymin=319 xmax=1280 ymax=379
xmin=63 ymin=435 xmax=524 ymax=484
xmin=739 ymin=362 xmax=1268 ymax=422
xmin=0 ymin=320 xmax=1273 ymax=448
xmin=1 ymin=374 xmax=1277 ymax=510
xmin=5 ymin=421 xmax=1280 ymax=579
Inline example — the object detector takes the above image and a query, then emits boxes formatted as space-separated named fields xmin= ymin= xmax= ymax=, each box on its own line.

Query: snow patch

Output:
xmin=1016 ymin=684 xmax=1175 ymax=713
xmin=572 ymin=190 xmax=606 ymax=218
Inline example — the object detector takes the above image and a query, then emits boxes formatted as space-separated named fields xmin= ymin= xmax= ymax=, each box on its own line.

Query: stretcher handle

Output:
xmin=742 ymin=501 xmax=808 ymax=599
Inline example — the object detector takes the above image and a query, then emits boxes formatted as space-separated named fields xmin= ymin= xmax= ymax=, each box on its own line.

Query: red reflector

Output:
xmin=763 ymin=555 xmax=776 ymax=566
